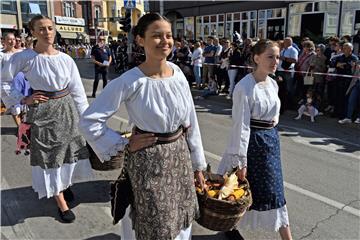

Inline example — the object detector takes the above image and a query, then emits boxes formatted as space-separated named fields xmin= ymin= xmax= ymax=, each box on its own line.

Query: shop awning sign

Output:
xmin=56 ymin=25 xmax=85 ymax=33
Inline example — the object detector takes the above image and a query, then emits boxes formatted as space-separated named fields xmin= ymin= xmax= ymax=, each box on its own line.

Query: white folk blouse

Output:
xmin=218 ymin=73 xmax=281 ymax=173
xmin=79 ymin=61 xmax=207 ymax=171
xmin=1 ymin=49 xmax=88 ymax=114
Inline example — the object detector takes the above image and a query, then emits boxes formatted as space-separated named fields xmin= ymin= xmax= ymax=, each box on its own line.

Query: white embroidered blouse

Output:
xmin=79 ymin=62 xmax=207 ymax=171
xmin=218 ymin=73 xmax=280 ymax=174
xmin=1 ymin=49 xmax=88 ymax=114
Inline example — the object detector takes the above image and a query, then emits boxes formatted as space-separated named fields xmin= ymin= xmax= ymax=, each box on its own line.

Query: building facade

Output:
xmin=149 ymin=1 xmax=360 ymax=42
xmin=53 ymin=1 xmax=88 ymax=44
xmin=0 ymin=0 xmax=53 ymax=37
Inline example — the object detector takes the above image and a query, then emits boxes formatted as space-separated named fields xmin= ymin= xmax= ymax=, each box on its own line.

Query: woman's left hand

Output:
xmin=194 ymin=170 xmax=206 ymax=191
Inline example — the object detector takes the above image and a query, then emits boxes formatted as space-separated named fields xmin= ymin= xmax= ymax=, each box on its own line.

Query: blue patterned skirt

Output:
xmin=247 ymin=127 xmax=286 ymax=211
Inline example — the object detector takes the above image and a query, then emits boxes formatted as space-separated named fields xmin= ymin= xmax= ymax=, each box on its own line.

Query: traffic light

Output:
xmin=120 ymin=10 xmax=131 ymax=33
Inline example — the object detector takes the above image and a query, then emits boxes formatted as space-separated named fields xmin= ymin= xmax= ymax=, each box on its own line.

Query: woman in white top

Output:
xmin=1 ymin=15 xmax=92 ymax=223
xmin=218 ymin=40 xmax=293 ymax=240
xmin=79 ymin=13 xmax=206 ymax=240
xmin=191 ymin=41 xmax=203 ymax=88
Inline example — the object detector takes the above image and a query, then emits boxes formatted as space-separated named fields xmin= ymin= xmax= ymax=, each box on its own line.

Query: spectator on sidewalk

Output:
xmin=202 ymin=36 xmax=216 ymax=86
xmin=309 ymin=44 xmax=327 ymax=98
xmin=227 ymin=42 xmax=242 ymax=98
xmin=191 ymin=41 xmax=203 ymax=88
xmin=194 ymin=77 xmax=218 ymax=100
xmin=330 ymin=42 xmax=358 ymax=118
xmin=338 ymin=60 xmax=360 ymax=124
xmin=278 ymin=37 xmax=298 ymax=108
xmin=91 ymin=36 xmax=112 ymax=98
xmin=294 ymin=89 xmax=320 ymax=122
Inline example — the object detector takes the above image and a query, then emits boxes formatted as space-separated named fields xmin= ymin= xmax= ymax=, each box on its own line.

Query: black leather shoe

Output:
xmin=58 ymin=208 xmax=75 ymax=223
xmin=225 ymin=229 xmax=245 ymax=240
xmin=63 ymin=187 xmax=74 ymax=202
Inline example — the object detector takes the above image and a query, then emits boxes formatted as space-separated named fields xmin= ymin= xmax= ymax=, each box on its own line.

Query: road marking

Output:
xmin=111 ymin=115 xmax=360 ymax=218
xmin=279 ymin=124 xmax=360 ymax=148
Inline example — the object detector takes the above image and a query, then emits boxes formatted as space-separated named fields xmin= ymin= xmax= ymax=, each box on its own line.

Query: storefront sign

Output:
xmin=55 ymin=16 xmax=85 ymax=26
xmin=56 ymin=25 xmax=85 ymax=32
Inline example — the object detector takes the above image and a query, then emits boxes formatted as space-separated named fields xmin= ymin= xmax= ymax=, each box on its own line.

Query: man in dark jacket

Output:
xmin=91 ymin=36 xmax=112 ymax=98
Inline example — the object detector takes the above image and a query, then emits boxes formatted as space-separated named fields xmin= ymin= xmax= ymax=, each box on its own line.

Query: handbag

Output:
xmin=304 ymin=68 xmax=314 ymax=85
xmin=110 ymin=145 xmax=133 ymax=225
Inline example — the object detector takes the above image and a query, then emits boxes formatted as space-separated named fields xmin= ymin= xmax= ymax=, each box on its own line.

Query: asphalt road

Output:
xmin=1 ymin=59 xmax=359 ymax=240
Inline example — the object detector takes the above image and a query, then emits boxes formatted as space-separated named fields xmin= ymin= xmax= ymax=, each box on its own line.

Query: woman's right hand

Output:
xmin=22 ymin=92 xmax=49 ymax=105
xmin=128 ymin=133 xmax=158 ymax=152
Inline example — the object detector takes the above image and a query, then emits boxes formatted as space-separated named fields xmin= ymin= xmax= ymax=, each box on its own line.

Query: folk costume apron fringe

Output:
xmin=125 ymin=127 xmax=198 ymax=240
xmin=27 ymin=89 xmax=92 ymax=199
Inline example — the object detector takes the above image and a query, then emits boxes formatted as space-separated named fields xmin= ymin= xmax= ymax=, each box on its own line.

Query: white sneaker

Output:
xmin=294 ymin=115 xmax=301 ymax=120
xmin=354 ymin=118 xmax=360 ymax=124
xmin=338 ymin=118 xmax=352 ymax=124
xmin=310 ymin=117 xmax=315 ymax=122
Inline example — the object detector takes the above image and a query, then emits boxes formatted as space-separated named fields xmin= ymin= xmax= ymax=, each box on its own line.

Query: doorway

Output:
xmin=267 ymin=18 xmax=285 ymax=40
xmin=301 ymin=13 xmax=324 ymax=39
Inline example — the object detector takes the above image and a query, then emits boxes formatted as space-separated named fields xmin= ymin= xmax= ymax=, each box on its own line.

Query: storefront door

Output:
xmin=301 ymin=13 xmax=324 ymax=39
xmin=267 ymin=18 xmax=285 ymax=40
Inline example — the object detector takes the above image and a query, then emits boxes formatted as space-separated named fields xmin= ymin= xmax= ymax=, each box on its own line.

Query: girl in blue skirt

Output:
xmin=218 ymin=40 xmax=293 ymax=240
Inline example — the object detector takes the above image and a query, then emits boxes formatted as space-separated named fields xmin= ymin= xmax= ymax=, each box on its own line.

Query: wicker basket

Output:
xmin=87 ymin=132 xmax=131 ymax=171
xmin=196 ymin=177 xmax=252 ymax=231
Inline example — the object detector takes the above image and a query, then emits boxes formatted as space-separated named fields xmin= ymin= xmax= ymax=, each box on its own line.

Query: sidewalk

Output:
xmin=191 ymin=88 xmax=360 ymax=147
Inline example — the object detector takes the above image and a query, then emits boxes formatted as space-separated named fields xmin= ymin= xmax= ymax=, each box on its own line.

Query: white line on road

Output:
xmin=112 ymin=115 xmax=360 ymax=218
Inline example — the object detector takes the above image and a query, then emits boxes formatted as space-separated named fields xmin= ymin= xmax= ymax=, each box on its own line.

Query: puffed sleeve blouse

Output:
xmin=219 ymin=73 xmax=280 ymax=173
xmin=79 ymin=61 xmax=207 ymax=171
xmin=1 ymin=49 xmax=88 ymax=114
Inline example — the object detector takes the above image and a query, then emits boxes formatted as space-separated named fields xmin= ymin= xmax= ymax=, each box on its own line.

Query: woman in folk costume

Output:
xmin=79 ymin=13 xmax=207 ymax=240
xmin=1 ymin=15 xmax=92 ymax=223
xmin=218 ymin=40 xmax=293 ymax=240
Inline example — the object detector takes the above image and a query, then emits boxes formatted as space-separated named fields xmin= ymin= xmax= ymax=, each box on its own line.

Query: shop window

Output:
xmin=325 ymin=13 xmax=338 ymax=36
xmin=288 ymin=15 xmax=301 ymax=36
xmin=1 ymin=1 xmax=17 ymax=13
xmin=211 ymin=15 xmax=217 ymax=23
xmin=259 ymin=10 xmax=265 ymax=19
xmin=241 ymin=12 xmax=249 ymax=20
xmin=250 ymin=11 xmax=256 ymax=20
xmin=195 ymin=16 xmax=202 ymax=40
xmin=218 ymin=23 xmax=224 ymax=38
xmin=218 ymin=14 xmax=224 ymax=22
xmin=304 ymin=2 xmax=313 ymax=12
xmin=234 ymin=13 xmax=240 ymax=21
xmin=203 ymin=16 xmax=209 ymax=23
xmin=226 ymin=22 xmax=232 ymax=39
xmin=95 ymin=6 xmax=101 ymax=19
xmin=63 ymin=2 xmax=75 ymax=17
xmin=204 ymin=25 xmax=209 ymax=36
xmin=250 ymin=20 xmax=256 ymax=38
xmin=227 ymin=13 xmax=232 ymax=21
xmin=275 ymin=9 xmax=282 ymax=18
xmin=266 ymin=9 xmax=273 ymax=18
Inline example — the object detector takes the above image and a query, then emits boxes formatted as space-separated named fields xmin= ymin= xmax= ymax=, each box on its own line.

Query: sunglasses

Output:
xmin=99 ymin=38 xmax=105 ymax=41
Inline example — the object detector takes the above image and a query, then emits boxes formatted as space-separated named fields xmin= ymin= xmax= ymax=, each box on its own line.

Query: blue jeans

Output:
xmin=193 ymin=66 xmax=202 ymax=85
xmin=346 ymin=80 xmax=360 ymax=119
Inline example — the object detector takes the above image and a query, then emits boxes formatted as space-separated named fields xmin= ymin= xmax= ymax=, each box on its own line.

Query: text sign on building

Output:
xmin=55 ymin=16 xmax=85 ymax=26
xmin=56 ymin=25 xmax=85 ymax=33
xmin=124 ymin=0 xmax=136 ymax=9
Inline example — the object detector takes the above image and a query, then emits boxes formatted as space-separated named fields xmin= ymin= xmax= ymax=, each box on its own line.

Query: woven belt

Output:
xmin=134 ymin=126 xmax=188 ymax=145
xmin=33 ymin=87 xmax=70 ymax=99
xmin=250 ymin=119 xmax=274 ymax=130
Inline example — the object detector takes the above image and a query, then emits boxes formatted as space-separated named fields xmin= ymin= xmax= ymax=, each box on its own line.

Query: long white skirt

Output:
xmin=119 ymin=207 xmax=192 ymax=240
xmin=238 ymin=205 xmax=290 ymax=232
xmin=32 ymin=159 xmax=93 ymax=199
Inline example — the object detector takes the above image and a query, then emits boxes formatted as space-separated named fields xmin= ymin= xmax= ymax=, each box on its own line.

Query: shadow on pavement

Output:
xmin=84 ymin=233 xmax=120 ymax=240
xmin=1 ymin=180 xmax=111 ymax=226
